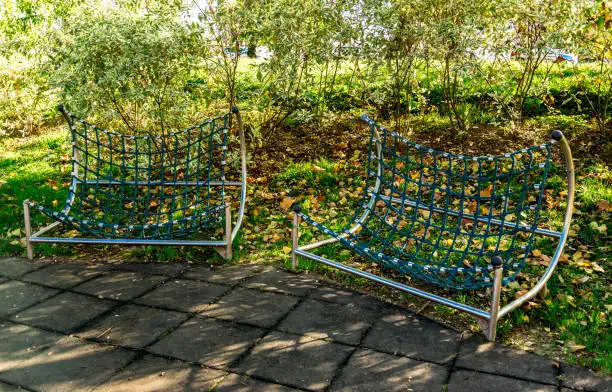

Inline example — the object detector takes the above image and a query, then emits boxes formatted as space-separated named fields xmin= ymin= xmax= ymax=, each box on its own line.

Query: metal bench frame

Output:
xmin=291 ymin=115 xmax=574 ymax=340
xmin=24 ymin=106 xmax=247 ymax=260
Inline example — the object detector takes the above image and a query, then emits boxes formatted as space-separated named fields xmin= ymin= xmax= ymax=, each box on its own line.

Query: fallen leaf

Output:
xmin=567 ymin=342 xmax=586 ymax=353
xmin=480 ymin=184 xmax=493 ymax=197
xmin=279 ymin=197 xmax=295 ymax=211
xmin=596 ymin=200 xmax=611 ymax=212
xmin=591 ymin=262 xmax=605 ymax=273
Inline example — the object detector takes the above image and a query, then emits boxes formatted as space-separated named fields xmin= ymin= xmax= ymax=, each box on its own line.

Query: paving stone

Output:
xmin=22 ymin=263 xmax=103 ymax=289
xmin=455 ymin=335 xmax=557 ymax=384
xmin=0 ymin=335 xmax=135 ymax=392
xmin=135 ymin=279 xmax=230 ymax=313
xmin=561 ymin=364 xmax=612 ymax=391
xmin=202 ymin=288 xmax=298 ymax=328
xmin=182 ymin=263 xmax=265 ymax=284
xmin=95 ymin=354 xmax=226 ymax=392
xmin=447 ymin=370 xmax=556 ymax=392
xmin=330 ymin=348 xmax=447 ymax=392
xmin=278 ymin=299 xmax=377 ymax=345
xmin=107 ymin=262 xmax=188 ymax=277
xmin=0 ymin=281 xmax=59 ymax=317
xmin=0 ymin=381 xmax=25 ymax=391
xmin=237 ymin=331 xmax=354 ymax=392
xmin=0 ymin=321 xmax=63 ymax=372
xmin=72 ymin=271 xmax=167 ymax=301
xmin=148 ymin=316 xmax=265 ymax=368
xmin=214 ymin=373 xmax=299 ymax=392
xmin=0 ymin=257 xmax=47 ymax=279
xmin=12 ymin=292 xmax=117 ymax=333
xmin=363 ymin=307 xmax=459 ymax=364
xmin=309 ymin=284 xmax=382 ymax=311
xmin=241 ymin=268 xmax=318 ymax=297
xmin=78 ymin=304 xmax=188 ymax=348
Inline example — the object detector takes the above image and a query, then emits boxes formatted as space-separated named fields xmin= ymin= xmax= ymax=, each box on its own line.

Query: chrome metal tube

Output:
xmin=224 ymin=203 xmax=233 ymax=260
xmin=83 ymin=180 xmax=243 ymax=187
xmin=28 ymin=237 xmax=226 ymax=246
xmin=231 ymin=107 xmax=248 ymax=241
xmin=292 ymin=211 xmax=300 ymax=270
xmin=487 ymin=265 xmax=504 ymax=341
xmin=499 ymin=132 xmax=575 ymax=318
xmin=295 ymin=249 xmax=491 ymax=319
xmin=23 ymin=201 xmax=33 ymax=259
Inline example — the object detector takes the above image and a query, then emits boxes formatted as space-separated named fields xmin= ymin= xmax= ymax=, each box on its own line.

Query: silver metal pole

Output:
xmin=231 ymin=107 xmax=247 ymax=241
xmin=225 ymin=203 xmax=233 ymax=260
xmin=292 ymin=205 xmax=301 ymax=270
xmin=499 ymin=131 xmax=575 ymax=318
xmin=23 ymin=201 xmax=33 ymax=259
xmin=487 ymin=257 xmax=504 ymax=341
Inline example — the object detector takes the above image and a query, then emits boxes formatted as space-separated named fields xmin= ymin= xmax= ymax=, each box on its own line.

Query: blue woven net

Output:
xmin=298 ymin=117 xmax=554 ymax=290
xmin=28 ymin=109 xmax=230 ymax=240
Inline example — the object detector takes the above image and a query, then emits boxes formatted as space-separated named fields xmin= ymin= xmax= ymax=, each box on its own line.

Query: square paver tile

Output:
xmin=455 ymin=335 xmax=557 ymax=384
xmin=0 ymin=381 xmax=25 ymax=391
xmin=0 ymin=336 xmax=135 ymax=392
xmin=241 ymin=269 xmax=318 ymax=297
xmin=182 ymin=263 xmax=265 ymax=284
xmin=148 ymin=317 xmax=265 ymax=368
xmin=0 ymin=321 xmax=63 ymax=372
xmin=237 ymin=331 xmax=354 ymax=392
xmin=561 ymin=364 xmax=612 ymax=391
xmin=12 ymin=292 xmax=117 ymax=333
xmin=107 ymin=262 xmax=188 ymax=277
xmin=22 ymin=263 xmax=103 ymax=289
xmin=78 ymin=304 xmax=188 ymax=348
xmin=72 ymin=271 xmax=167 ymax=301
xmin=202 ymin=288 xmax=298 ymax=328
xmin=214 ymin=373 xmax=299 ymax=391
xmin=278 ymin=299 xmax=377 ymax=345
xmin=0 ymin=281 xmax=59 ymax=317
xmin=330 ymin=348 xmax=447 ymax=392
xmin=363 ymin=306 xmax=459 ymax=364
xmin=0 ymin=257 xmax=47 ymax=279
xmin=448 ymin=369 xmax=556 ymax=392
xmin=135 ymin=279 xmax=230 ymax=313
xmin=309 ymin=284 xmax=382 ymax=311
xmin=94 ymin=354 xmax=226 ymax=392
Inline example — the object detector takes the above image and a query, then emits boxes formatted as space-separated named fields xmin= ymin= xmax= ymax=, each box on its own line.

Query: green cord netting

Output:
xmin=299 ymin=116 xmax=555 ymax=290
xmin=29 ymin=110 xmax=230 ymax=240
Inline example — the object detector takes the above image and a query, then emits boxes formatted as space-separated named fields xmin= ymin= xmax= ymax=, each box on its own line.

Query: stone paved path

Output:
xmin=0 ymin=256 xmax=609 ymax=392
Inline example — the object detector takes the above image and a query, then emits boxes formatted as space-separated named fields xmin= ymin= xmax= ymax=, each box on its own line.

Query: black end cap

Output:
xmin=58 ymin=104 xmax=65 ymax=113
xmin=231 ymin=106 xmax=239 ymax=113
xmin=491 ymin=256 xmax=503 ymax=268
xmin=292 ymin=203 xmax=302 ymax=213
xmin=551 ymin=130 xmax=563 ymax=141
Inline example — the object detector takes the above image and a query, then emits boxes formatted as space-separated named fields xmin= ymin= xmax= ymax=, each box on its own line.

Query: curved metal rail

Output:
xmin=291 ymin=121 xmax=574 ymax=341
xmin=24 ymin=105 xmax=248 ymax=260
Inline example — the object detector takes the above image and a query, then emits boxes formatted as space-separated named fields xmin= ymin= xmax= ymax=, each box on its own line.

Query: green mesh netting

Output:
xmin=299 ymin=116 xmax=554 ymax=290
xmin=29 ymin=110 xmax=230 ymax=240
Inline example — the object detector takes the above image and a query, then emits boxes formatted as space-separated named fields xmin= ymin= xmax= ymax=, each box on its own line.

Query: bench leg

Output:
xmin=291 ymin=210 xmax=300 ymax=270
xmin=23 ymin=201 xmax=33 ymax=260
xmin=214 ymin=204 xmax=232 ymax=260
xmin=485 ymin=264 xmax=504 ymax=341
xmin=537 ymin=283 xmax=549 ymax=299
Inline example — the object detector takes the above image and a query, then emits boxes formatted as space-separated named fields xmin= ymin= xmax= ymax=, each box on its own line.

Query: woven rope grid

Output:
xmin=298 ymin=118 xmax=554 ymax=290
xmin=29 ymin=110 xmax=229 ymax=240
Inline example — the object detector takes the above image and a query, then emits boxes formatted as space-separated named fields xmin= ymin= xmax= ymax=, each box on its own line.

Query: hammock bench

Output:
xmin=291 ymin=115 xmax=574 ymax=340
xmin=24 ymin=105 xmax=247 ymax=260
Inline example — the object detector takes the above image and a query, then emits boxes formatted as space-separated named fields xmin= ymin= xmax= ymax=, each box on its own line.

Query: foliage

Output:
xmin=52 ymin=4 xmax=206 ymax=135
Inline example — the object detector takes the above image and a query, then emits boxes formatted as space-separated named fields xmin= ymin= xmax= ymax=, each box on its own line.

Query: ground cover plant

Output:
xmin=0 ymin=0 xmax=610 ymax=376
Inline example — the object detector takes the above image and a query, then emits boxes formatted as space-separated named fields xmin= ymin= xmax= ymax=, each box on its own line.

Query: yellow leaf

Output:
xmin=281 ymin=246 xmax=292 ymax=254
xmin=280 ymin=197 xmax=295 ymax=211
xmin=52 ymin=200 xmax=58 ymax=207
xmin=480 ymin=184 xmax=493 ymax=197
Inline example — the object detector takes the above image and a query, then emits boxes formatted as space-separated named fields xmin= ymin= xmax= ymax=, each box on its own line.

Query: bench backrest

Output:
xmin=356 ymin=120 xmax=554 ymax=289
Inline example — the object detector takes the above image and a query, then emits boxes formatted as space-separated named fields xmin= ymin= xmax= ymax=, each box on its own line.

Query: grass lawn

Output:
xmin=0 ymin=110 xmax=610 ymax=375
